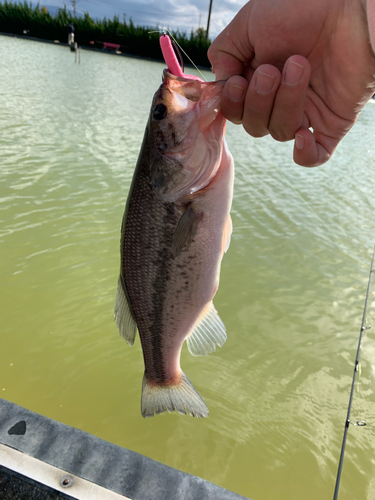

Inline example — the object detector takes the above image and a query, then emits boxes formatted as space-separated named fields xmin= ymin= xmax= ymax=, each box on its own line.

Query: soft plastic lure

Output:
xmin=159 ymin=34 xmax=204 ymax=82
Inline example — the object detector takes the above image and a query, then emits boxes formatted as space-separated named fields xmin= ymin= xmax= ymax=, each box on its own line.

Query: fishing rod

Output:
xmin=332 ymin=244 xmax=375 ymax=500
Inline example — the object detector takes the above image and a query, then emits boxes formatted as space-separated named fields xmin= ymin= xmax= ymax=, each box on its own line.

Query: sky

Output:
xmin=41 ymin=0 xmax=247 ymax=39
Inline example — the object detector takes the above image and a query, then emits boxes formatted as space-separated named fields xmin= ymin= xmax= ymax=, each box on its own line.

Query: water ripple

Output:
xmin=1 ymin=35 xmax=375 ymax=500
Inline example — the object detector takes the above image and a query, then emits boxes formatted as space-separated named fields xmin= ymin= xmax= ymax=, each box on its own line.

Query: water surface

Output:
xmin=1 ymin=35 xmax=375 ymax=500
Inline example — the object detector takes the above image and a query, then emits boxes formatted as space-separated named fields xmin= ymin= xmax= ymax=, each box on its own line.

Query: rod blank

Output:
xmin=332 ymin=244 xmax=375 ymax=500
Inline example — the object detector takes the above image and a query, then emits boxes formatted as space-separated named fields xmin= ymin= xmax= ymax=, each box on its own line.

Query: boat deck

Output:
xmin=0 ymin=398 xmax=250 ymax=500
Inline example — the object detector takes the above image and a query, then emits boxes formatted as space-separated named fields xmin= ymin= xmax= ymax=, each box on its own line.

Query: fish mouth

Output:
xmin=163 ymin=70 xmax=202 ymax=102
xmin=163 ymin=70 xmax=226 ymax=104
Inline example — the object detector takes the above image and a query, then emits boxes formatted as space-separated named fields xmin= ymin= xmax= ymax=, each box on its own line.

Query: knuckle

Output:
xmin=274 ymin=98 xmax=299 ymax=115
xmin=269 ymin=101 xmax=303 ymax=142
xmin=207 ymin=44 xmax=215 ymax=62
xmin=243 ymin=122 xmax=269 ymax=138
xmin=222 ymin=103 xmax=243 ymax=124
xmin=269 ymin=126 xmax=294 ymax=142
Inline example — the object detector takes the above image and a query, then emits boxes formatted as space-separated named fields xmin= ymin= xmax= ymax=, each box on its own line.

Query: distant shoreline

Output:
xmin=0 ymin=31 xmax=211 ymax=70
xmin=0 ymin=31 xmax=164 ymax=63
xmin=0 ymin=3 xmax=211 ymax=68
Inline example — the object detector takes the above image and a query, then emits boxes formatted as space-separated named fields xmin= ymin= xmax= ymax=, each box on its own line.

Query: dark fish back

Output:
xmin=120 ymin=132 xmax=183 ymax=382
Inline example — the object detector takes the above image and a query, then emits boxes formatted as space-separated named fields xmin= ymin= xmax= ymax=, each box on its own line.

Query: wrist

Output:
xmin=367 ymin=0 xmax=375 ymax=53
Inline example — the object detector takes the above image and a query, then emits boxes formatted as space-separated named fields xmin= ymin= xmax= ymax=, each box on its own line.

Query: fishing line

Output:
xmin=157 ymin=30 xmax=342 ymax=238
xmin=153 ymin=28 xmax=358 ymax=260
xmin=152 ymin=30 xmax=373 ymax=496
xmin=166 ymin=31 xmax=207 ymax=81
xmin=151 ymin=28 xmax=338 ymax=240
xmin=332 ymin=243 xmax=375 ymax=500
xmin=171 ymin=40 xmax=185 ymax=74
xmin=272 ymin=163 xmax=338 ymax=240
xmin=149 ymin=29 xmax=372 ymax=493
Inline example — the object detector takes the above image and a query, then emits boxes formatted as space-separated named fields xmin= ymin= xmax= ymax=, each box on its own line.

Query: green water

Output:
xmin=2 ymin=35 xmax=375 ymax=500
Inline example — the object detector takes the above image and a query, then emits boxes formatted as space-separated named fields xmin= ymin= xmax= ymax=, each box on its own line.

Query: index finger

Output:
xmin=207 ymin=6 xmax=254 ymax=80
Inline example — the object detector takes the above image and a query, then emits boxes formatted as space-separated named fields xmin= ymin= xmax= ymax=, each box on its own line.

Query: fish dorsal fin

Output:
xmin=172 ymin=204 xmax=202 ymax=257
xmin=187 ymin=302 xmax=227 ymax=356
xmin=114 ymin=276 xmax=137 ymax=346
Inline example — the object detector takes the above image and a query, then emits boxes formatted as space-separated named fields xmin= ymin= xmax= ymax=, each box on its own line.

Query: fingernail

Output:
xmin=284 ymin=61 xmax=304 ymax=86
xmin=295 ymin=134 xmax=304 ymax=150
xmin=255 ymin=71 xmax=276 ymax=95
xmin=228 ymin=83 xmax=246 ymax=102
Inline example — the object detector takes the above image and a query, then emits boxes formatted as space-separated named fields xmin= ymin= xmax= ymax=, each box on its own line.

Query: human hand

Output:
xmin=208 ymin=0 xmax=375 ymax=167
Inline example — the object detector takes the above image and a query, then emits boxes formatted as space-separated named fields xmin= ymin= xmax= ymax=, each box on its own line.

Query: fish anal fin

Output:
xmin=114 ymin=276 xmax=137 ymax=346
xmin=141 ymin=372 xmax=209 ymax=418
xmin=172 ymin=204 xmax=202 ymax=257
xmin=187 ymin=301 xmax=227 ymax=356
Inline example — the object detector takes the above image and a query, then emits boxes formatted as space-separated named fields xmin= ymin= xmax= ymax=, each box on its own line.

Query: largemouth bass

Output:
xmin=114 ymin=71 xmax=234 ymax=418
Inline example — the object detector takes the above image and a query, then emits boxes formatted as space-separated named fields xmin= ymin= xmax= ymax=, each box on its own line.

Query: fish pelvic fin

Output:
xmin=114 ymin=276 xmax=137 ymax=346
xmin=141 ymin=372 xmax=209 ymax=418
xmin=187 ymin=301 xmax=227 ymax=356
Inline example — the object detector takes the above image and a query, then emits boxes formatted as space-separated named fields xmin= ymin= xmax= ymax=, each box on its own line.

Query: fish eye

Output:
xmin=153 ymin=103 xmax=167 ymax=120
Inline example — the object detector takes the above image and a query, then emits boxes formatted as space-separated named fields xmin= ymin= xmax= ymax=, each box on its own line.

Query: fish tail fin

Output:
xmin=141 ymin=372 xmax=209 ymax=419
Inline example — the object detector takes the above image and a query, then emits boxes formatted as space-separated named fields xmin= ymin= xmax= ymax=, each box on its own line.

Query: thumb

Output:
xmin=293 ymin=128 xmax=341 ymax=167
xmin=207 ymin=4 xmax=254 ymax=80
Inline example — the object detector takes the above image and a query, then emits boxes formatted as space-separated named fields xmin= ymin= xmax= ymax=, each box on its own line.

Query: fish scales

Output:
xmin=114 ymin=71 xmax=234 ymax=418
xmin=123 ymin=170 xmax=183 ymax=382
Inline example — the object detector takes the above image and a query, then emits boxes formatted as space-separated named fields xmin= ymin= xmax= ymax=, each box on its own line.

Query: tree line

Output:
xmin=0 ymin=1 xmax=211 ymax=67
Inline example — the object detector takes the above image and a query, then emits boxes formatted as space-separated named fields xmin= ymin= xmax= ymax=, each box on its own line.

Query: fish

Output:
xmin=114 ymin=70 xmax=234 ymax=418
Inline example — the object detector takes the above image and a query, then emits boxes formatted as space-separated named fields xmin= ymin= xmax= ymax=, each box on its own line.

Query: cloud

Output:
xmin=41 ymin=0 xmax=247 ymax=38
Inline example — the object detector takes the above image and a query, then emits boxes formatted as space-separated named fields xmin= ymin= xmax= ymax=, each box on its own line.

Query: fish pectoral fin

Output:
xmin=114 ymin=276 xmax=137 ymax=346
xmin=141 ymin=372 xmax=209 ymax=418
xmin=172 ymin=204 xmax=202 ymax=257
xmin=187 ymin=301 xmax=227 ymax=356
